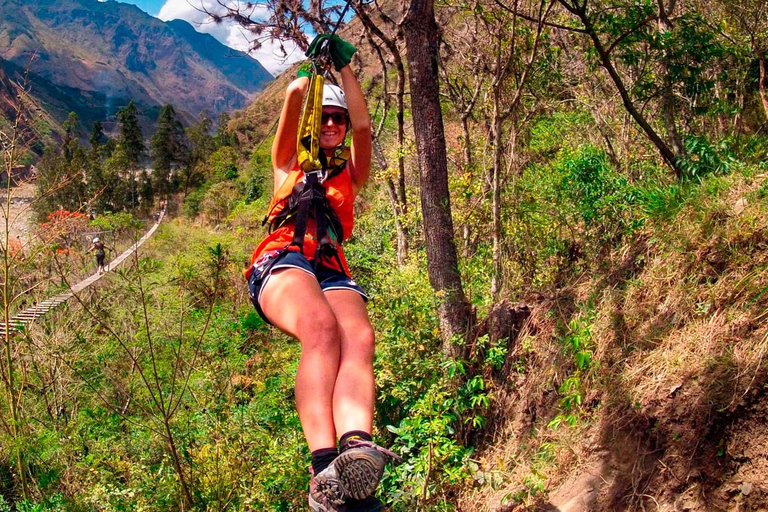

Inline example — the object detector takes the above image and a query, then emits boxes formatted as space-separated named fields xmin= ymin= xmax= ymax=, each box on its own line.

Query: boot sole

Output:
xmin=333 ymin=449 xmax=386 ymax=500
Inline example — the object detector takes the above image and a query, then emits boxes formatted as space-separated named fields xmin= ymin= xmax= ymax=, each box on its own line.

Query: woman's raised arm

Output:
xmin=339 ymin=65 xmax=371 ymax=196
xmin=271 ymin=76 xmax=309 ymax=192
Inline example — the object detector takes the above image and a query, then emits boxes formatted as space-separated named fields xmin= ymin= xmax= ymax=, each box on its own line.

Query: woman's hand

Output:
xmin=306 ymin=34 xmax=357 ymax=71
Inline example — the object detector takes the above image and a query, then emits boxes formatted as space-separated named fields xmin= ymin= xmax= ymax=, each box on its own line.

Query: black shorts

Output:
xmin=96 ymin=253 xmax=105 ymax=265
xmin=247 ymin=250 xmax=368 ymax=325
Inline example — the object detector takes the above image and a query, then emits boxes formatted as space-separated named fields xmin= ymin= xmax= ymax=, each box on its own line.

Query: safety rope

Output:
xmin=296 ymin=64 xmax=325 ymax=173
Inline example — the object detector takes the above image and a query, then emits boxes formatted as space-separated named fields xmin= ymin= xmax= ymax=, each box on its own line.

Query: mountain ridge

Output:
xmin=0 ymin=0 xmax=273 ymax=138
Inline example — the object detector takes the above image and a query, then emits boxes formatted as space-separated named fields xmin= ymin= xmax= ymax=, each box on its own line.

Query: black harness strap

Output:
xmin=283 ymin=169 xmax=345 ymax=271
xmin=289 ymin=172 xmax=319 ymax=251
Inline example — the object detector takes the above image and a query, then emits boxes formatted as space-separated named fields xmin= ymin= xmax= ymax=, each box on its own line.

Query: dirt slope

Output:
xmin=457 ymin=173 xmax=768 ymax=511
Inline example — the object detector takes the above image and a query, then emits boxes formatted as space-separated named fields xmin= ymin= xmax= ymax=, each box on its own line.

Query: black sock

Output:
xmin=339 ymin=430 xmax=373 ymax=452
xmin=311 ymin=447 xmax=339 ymax=475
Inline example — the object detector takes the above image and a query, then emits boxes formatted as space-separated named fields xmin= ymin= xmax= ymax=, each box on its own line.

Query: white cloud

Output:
xmin=157 ymin=0 xmax=304 ymax=75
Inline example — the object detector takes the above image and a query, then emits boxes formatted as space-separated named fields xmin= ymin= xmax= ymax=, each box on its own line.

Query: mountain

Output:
xmin=0 ymin=57 xmax=60 ymax=158
xmin=0 ymin=0 xmax=273 ymax=137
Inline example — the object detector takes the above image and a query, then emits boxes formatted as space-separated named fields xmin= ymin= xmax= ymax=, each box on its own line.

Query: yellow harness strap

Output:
xmin=297 ymin=69 xmax=325 ymax=173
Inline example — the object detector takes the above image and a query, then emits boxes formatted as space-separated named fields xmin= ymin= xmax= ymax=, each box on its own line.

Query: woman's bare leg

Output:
xmin=324 ymin=290 xmax=375 ymax=436
xmin=259 ymin=268 xmax=341 ymax=452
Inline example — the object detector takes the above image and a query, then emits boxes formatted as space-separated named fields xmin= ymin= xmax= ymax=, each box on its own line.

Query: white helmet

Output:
xmin=93 ymin=237 xmax=100 ymax=243
xmin=322 ymin=84 xmax=347 ymax=110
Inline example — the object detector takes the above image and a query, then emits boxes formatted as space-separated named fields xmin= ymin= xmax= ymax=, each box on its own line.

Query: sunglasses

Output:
xmin=321 ymin=112 xmax=348 ymax=125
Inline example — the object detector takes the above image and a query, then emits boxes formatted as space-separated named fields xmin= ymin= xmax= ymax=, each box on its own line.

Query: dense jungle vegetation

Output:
xmin=1 ymin=0 xmax=768 ymax=510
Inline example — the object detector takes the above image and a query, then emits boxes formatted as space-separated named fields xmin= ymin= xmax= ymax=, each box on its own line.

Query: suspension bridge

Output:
xmin=0 ymin=210 xmax=165 ymax=334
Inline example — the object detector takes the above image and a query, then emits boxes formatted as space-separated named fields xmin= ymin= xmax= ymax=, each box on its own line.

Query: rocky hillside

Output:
xmin=0 ymin=57 xmax=59 ymax=158
xmin=0 ymin=0 xmax=273 ymax=133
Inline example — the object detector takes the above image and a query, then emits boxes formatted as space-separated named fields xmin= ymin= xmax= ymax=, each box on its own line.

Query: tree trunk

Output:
xmin=387 ymin=178 xmax=409 ymax=266
xmin=396 ymin=65 xmax=407 ymax=211
xmin=373 ymin=139 xmax=408 ymax=266
xmin=759 ymin=58 xmax=768 ymax=125
xmin=461 ymin=114 xmax=472 ymax=170
xmin=2 ymin=119 xmax=30 ymax=500
xmin=461 ymin=115 xmax=474 ymax=259
xmin=403 ymin=0 xmax=473 ymax=355
xmin=660 ymin=83 xmax=685 ymax=157
xmin=657 ymin=14 xmax=685 ymax=160
xmin=164 ymin=419 xmax=194 ymax=509
xmin=490 ymin=91 xmax=502 ymax=301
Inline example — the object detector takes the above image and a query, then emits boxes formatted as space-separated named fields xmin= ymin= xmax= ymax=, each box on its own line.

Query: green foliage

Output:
xmin=201 ymin=181 xmax=240 ymax=224
xmin=244 ymin=143 xmax=272 ymax=203
xmin=182 ymin=184 xmax=209 ymax=218
xmin=150 ymin=104 xmax=189 ymax=196
xmin=592 ymin=3 xmax=725 ymax=111
xmin=504 ymin=138 xmax=644 ymax=286
xmin=528 ymin=112 xmax=592 ymax=155
xmin=9 ymin=1 xmax=768 ymax=508
xmin=33 ymin=144 xmax=89 ymax=219
xmin=89 ymin=211 xmax=143 ymax=233
xmin=556 ymin=146 xmax=639 ymax=236
xmin=732 ymin=135 xmax=768 ymax=167
xmin=13 ymin=495 xmax=66 ymax=512
xmin=209 ymin=147 xmax=240 ymax=183
xmin=678 ymin=135 xmax=737 ymax=180
xmin=637 ymin=181 xmax=692 ymax=221
xmin=548 ymin=310 xmax=596 ymax=431
xmin=382 ymin=355 xmax=492 ymax=510
xmin=116 ymin=102 xmax=145 ymax=168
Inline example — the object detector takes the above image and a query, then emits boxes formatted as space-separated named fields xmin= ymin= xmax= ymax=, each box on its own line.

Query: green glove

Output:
xmin=297 ymin=62 xmax=312 ymax=78
xmin=305 ymin=34 xmax=330 ymax=58
xmin=305 ymin=34 xmax=356 ymax=71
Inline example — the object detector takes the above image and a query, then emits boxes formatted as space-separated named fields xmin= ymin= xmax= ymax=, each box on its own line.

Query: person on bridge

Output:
xmin=88 ymin=237 xmax=112 ymax=274
xmin=245 ymin=34 xmax=395 ymax=511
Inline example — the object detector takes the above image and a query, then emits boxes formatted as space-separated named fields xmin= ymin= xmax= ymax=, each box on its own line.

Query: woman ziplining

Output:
xmin=244 ymin=32 xmax=399 ymax=512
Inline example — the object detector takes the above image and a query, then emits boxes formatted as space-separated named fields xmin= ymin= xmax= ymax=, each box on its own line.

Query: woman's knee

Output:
xmin=345 ymin=322 xmax=375 ymax=362
xmin=296 ymin=308 xmax=341 ymax=352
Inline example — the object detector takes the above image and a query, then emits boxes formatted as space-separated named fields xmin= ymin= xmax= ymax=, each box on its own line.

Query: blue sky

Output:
xmin=115 ymin=0 xmax=302 ymax=74
xmin=120 ymin=0 xmax=165 ymax=17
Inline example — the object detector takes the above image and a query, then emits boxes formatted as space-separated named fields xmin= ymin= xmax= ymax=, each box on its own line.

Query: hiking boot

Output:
xmin=330 ymin=439 xmax=402 ymax=501
xmin=309 ymin=466 xmax=345 ymax=512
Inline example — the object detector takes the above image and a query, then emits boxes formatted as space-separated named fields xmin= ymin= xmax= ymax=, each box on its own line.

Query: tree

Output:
xmin=708 ymin=0 xmax=768 ymax=125
xmin=116 ymin=102 xmax=145 ymax=169
xmin=0 ymin=71 xmax=33 ymax=501
xmin=461 ymin=0 xmax=555 ymax=300
xmin=89 ymin=120 xmax=105 ymax=147
xmin=186 ymin=112 xmax=215 ymax=165
xmin=403 ymin=0 xmax=474 ymax=353
xmin=61 ymin=111 xmax=81 ymax=162
xmin=214 ymin=112 xmax=235 ymax=149
xmin=183 ymin=113 xmax=215 ymax=196
xmin=88 ymin=121 xmax=111 ymax=160
xmin=150 ymin=104 xmax=188 ymax=198
xmin=551 ymin=0 xmax=728 ymax=178
xmin=115 ymin=102 xmax=145 ymax=210
xmin=356 ymin=3 xmax=410 ymax=265
xmin=554 ymin=0 xmax=683 ymax=176
xmin=34 ymin=146 xmax=88 ymax=219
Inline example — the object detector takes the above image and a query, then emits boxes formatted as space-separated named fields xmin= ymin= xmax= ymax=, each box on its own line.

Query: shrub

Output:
xmin=678 ymin=135 xmax=736 ymax=180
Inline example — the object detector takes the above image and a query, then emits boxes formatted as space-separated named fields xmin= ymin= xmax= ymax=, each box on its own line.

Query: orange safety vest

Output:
xmin=247 ymin=161 xmax=356 ymax=279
